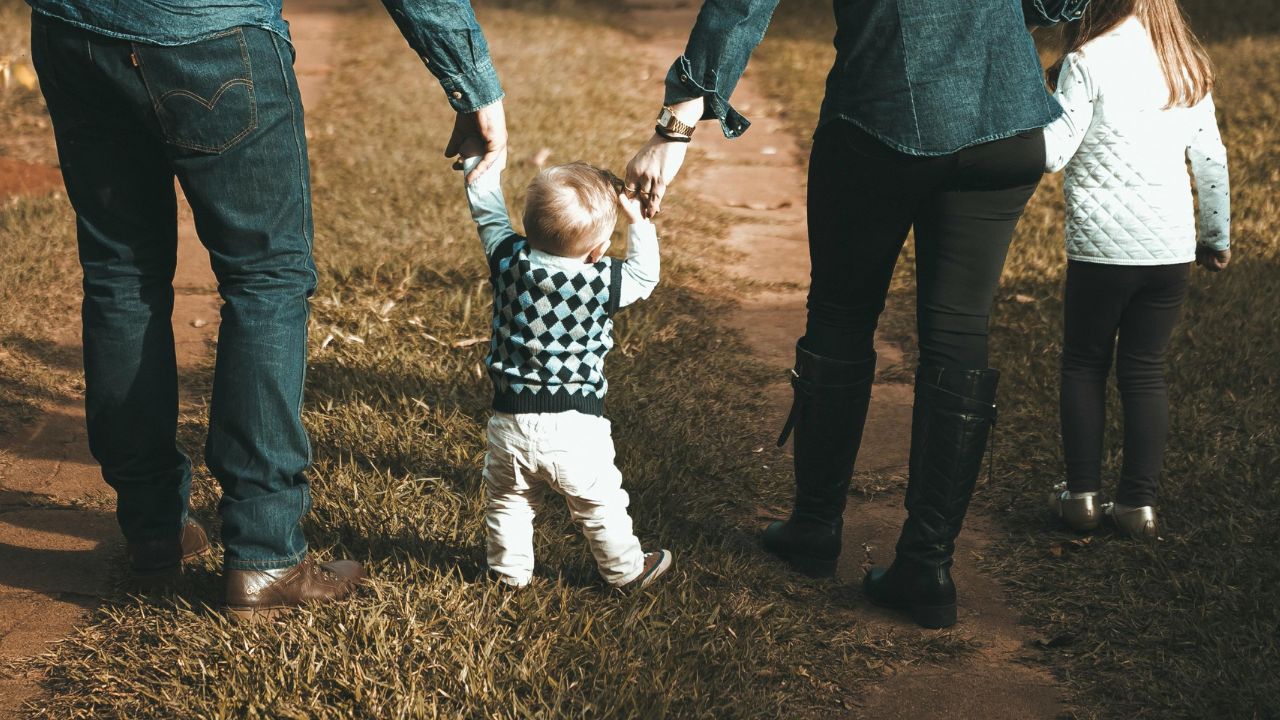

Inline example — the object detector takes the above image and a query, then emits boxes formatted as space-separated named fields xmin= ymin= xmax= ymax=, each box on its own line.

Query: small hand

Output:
xmin=617 ymin=190 xmax=647 ymax=226
xmin=1195 ymin=245 xmax=1231 ymax=272
xmin=624 ymin=133 xmax=688 ymax=219
xmin=445 ymin=100 xmax=508 ymax=183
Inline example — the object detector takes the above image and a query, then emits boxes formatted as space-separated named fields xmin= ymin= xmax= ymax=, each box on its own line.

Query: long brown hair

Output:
xmin=1049 ymin=0 xmax=1214 ymax=107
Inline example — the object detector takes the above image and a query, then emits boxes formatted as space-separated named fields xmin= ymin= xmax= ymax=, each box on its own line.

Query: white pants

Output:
xmin=483 ymin=411 xmax=645 ymax=587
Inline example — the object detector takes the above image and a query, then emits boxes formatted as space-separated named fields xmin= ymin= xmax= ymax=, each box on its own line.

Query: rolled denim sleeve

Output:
xmin=1023 ymin=0 xmax=1090 ymax=26
xmin=663 ymin=0 xmax=781 ymax=139
xmin=380 ymin=0 xmax=504 ymax=113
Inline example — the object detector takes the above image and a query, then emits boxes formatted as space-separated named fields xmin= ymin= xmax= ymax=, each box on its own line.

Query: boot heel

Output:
xmin=910 ymin=603 xmax=957 ymax=629
xmin=781 ymin=553 xmax=837 ymax=578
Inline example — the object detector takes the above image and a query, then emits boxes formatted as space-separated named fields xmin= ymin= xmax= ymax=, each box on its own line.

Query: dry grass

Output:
xmin=0 ymin=192 xmax=79 ymax=435
xmin=752 ymin=2 xmax=1280 ymax=717
xmin=0 ymin=2 xmax=57 ymax=163
xmin=0 ymin=1 xmax=984 ymax=717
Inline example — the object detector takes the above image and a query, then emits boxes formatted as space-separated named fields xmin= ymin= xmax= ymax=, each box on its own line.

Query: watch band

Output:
xmin=654 ymin=124 xmax=693 ymax=143
xmin=656 ymin=106 xmax=696 ymax=138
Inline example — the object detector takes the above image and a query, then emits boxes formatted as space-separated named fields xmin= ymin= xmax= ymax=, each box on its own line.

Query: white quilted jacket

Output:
xmin=1044 ymin=16 xmax=1230 ymax=265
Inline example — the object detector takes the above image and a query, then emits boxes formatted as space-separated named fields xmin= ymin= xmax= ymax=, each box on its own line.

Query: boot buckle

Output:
xmin=777 ymin=369 xmax=802 ymax=446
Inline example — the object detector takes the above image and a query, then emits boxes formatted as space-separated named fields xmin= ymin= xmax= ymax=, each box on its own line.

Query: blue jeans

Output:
xmin=31 ymin=15 xmax=315 ymax=570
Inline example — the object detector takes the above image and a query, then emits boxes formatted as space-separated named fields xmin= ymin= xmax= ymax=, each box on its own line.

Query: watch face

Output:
xmin=658 ymin=107 xmax=673 ymax=124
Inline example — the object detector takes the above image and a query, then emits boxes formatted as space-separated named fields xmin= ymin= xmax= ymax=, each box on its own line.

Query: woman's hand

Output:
xmin=624 ymin=96 xmax=704 ymax=218
xmin=624 ymin=135 xmax=688 ymax=218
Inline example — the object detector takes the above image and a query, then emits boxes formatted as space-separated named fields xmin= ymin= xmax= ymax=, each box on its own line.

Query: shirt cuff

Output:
xmin=462 ymin=155 xmax=502 ymax=190
xmin=1200 ymin=229 xmax=1231 ymax=252
xmin=628 ymin=221 xmax=657 ymax=242
xmin=435 ymin=57 xmax=505 ymax=114
xmin=663 ymin=55 xmax=751 ymax=139
xmin=1025 ymin=0 xmax=1088 ymax=26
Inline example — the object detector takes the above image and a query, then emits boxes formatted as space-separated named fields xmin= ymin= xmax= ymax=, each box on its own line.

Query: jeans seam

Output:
xmin=271 ymin=32 xmax=317 ymax=292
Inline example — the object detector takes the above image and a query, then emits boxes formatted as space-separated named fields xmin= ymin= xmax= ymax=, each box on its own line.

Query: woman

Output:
xmin=626 ymin=0 xmax=1087 ymax=629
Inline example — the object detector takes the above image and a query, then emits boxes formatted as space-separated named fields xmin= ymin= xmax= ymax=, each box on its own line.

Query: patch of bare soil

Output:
xmin=0 ymin=157 xmax=61 ymax=199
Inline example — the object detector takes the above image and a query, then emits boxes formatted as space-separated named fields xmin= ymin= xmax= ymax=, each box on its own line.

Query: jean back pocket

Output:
xmin=136 ymin=28 xmax=257 ymax=154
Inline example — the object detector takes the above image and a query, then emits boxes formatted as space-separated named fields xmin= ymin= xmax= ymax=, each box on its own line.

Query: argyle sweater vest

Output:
xmin=487 ymin=235 xmax=624 ymax=416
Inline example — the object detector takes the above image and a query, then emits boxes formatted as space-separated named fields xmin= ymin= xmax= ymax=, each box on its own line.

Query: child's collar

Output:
xmin=528 ymin=246 xmax=594 ymax=271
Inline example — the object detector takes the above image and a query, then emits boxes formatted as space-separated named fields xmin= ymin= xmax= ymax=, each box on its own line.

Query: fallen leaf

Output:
xmin=1048 ymin=536 xmax=1093 ymax=558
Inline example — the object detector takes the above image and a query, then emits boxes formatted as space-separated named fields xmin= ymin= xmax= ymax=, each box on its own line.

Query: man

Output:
xmin=26 ymin=0 xmax=506 ymax=619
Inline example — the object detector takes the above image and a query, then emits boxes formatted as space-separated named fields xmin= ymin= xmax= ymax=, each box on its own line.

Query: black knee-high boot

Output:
xmin=863 ymin=365 xmax=999 ymax=628
xmin=763 ymin=341 xmax=876 ymax=577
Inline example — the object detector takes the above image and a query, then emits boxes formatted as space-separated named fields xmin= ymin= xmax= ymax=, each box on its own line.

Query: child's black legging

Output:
xmin=803 ymin=121 xmax=1044 ymax=370
xmin=1061 ymin=260 xmax=1190 ymax=507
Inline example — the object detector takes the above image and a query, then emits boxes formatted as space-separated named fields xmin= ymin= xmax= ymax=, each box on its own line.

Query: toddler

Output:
xmin=1043 ymin=0 xmax=1230 ymax=538
xmin=459 ymin=153 xmax=672 ymax=589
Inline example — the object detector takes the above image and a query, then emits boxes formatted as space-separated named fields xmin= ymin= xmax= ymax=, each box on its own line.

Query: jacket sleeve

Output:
xmin=1043 ymin=53 xmax=1096 ymax=173
xmin=615 ymin=222 xmax=661 ymax=308
xmin=1187 ymin=93 xmax=1231 ymax=251
xmin=379 ymin=0 xmax=504 ymax=113
xmin=1023 ymin=0 xmax=1090 ymax=26
xmin=461 ymin=156 xmax=515 ymax=258
xmin=663 ymin=0 xmax=781 ymax=139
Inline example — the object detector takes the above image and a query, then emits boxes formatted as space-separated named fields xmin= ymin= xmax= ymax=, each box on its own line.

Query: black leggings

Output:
xmin=804 ymin=122 xmax=1044 ymax=369
xmin=1061 ymin=261 xmax=1189 ymax=507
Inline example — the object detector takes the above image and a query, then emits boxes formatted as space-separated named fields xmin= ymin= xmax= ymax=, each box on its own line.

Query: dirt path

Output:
xmin=624 ymin=2 xmax=1063 ymax=717
xmin=0 ymin=6 xmax=345 ymax=715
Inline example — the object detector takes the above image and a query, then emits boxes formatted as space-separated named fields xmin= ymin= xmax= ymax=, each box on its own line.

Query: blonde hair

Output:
xmin=523 ymin=162 xmax=621 ymax=257
xmin=1050 ymin=0 xmax=1214 ymax=108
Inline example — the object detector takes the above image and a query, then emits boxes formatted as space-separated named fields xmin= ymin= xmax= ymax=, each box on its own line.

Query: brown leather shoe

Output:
xmin=127 ymin=517 xmax=212 ymax=577
xmin=224 ymin=555 xmax=366 ymax=622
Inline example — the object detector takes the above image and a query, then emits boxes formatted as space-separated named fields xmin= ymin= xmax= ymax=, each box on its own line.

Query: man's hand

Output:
xmin=624 ymin=134 xmax=688 ymax=219
xmin=446 ymin=100 xmax=508 ymax=183
xmin=618 ymin=190 xmax=647 ymax=226
xmin=1196 ymin=245 xmax=1231 ymax=272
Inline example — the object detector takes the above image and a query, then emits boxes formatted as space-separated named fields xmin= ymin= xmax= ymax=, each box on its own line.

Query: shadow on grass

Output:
xmin=975 ymin=249 xmax=1280 ymax=718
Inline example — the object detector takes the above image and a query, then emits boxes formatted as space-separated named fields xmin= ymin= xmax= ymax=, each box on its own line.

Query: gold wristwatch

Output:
xmin=656 ymin=106 xmax=696 ymax=138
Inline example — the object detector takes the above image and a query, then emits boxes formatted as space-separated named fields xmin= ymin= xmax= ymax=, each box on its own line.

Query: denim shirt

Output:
xmin=665 ymin=0 xmax=1088 ymax=155
xmin=25 ymin=0 xmax=503 ymax=113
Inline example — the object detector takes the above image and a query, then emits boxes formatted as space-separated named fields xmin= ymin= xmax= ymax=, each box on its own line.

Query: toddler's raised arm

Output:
xmin=616 ymin=221 xmax=661 ymax=308
xmin=462 ymin=155 xmax=515 ymax=257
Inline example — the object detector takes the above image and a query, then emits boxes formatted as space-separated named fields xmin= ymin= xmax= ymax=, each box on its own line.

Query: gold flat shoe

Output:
xmin=1104 ymin=502 xmax=1158 ymax=540
xmin=1048 ymin=482 xmax=1101 ymax=531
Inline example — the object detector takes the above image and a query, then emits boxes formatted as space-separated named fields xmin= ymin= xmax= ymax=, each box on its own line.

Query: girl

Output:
xmin=1044 ymin=0 xmax=1231 ymax=539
